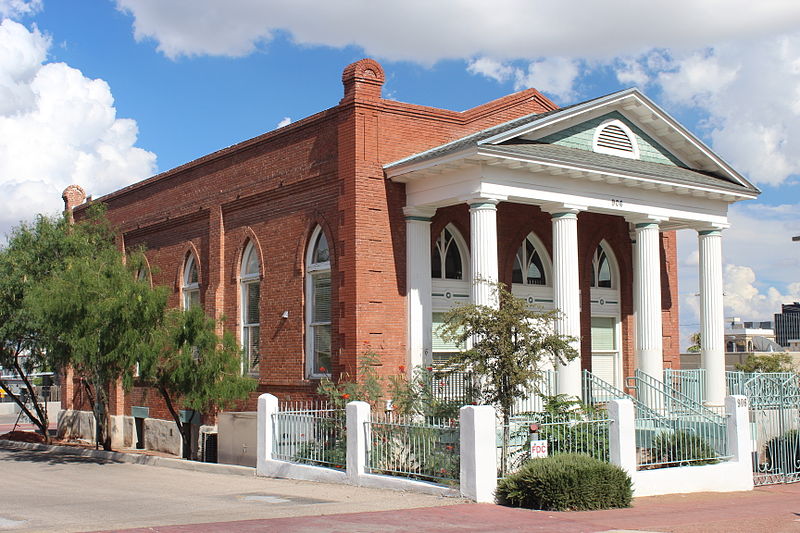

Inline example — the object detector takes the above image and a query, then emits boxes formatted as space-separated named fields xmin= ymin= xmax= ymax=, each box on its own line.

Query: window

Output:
xmin=432 ymin=226 xmax=464 ymax=280
xmin=240 ymin=241 xmax=261 ymax=377
xmin=590 ymin=244 xmax=613 ymax=289
xmin=306 ymin=227 xmax=331 ymax=377
xmin=182 ymin=253 xmax=200 ymax=309
xmin=512 ymin=235 xmax=547 ymax=286
xmin=592 ymin=119 xmax=639 ymax=159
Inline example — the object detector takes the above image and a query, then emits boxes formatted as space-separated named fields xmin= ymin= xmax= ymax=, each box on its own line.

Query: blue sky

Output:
xmin=2 ymin=0 xmax=800 ymax=348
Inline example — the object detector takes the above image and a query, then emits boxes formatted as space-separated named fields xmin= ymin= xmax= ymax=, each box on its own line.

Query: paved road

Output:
xmin=0 ymin=447 xmax=457 ymax=533
xmin=3 ymin=444 xmax=800 ymax=533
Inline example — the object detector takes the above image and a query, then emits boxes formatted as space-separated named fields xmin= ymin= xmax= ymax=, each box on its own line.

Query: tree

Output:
xmin=735 ymin=352 xmax=796 ymax=373
xmin=0 ymin=210 xmax=114 ymax=441
xmin=143 ymin=307 xmax=256 ymax=459
xmin=687 ymin=332 xmax=701 ymax=353
xmin=438 ymin=282 xmax=578 ymax=473
xmin=29 ymin=231 xmax=168 ymax=450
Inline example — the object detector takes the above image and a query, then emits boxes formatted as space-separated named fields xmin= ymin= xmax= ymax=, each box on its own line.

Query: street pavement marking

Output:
xmin=242 ymin=495 xmax=292 ymax=504
xmin=0 ymin=517 xmax=26 ymax=529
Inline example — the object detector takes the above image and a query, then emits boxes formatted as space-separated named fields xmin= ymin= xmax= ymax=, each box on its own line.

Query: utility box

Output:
xmin=217 ymin=411 xmax=257 ymax=467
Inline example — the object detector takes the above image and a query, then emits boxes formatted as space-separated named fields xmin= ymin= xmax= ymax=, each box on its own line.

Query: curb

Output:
xmin=0 ymin=439 xmax=256 ymax=477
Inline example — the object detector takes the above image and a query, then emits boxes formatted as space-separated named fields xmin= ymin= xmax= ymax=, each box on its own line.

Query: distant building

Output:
xmin=774 ymin=303 xmax=800 ymax=347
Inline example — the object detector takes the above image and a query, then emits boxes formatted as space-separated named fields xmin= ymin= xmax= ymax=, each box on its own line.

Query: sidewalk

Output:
xmin=99 ymin=483 xmax=800 ymax=533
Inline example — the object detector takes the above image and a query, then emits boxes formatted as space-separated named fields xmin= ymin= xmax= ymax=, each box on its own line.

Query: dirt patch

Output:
xmin=0 ymin=430 xmax=45 ymax=443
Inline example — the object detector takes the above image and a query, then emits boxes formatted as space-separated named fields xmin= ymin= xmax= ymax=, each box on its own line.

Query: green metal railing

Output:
xmin=366 ymin=414 xmax=460 ymax=484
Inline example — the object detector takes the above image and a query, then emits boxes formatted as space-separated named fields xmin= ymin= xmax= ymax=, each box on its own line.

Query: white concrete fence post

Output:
xmin=346 ymin=401 xmax=370 ymax=484
xmin=256 ymin=393 xmax=279 ymax=476
xmin=726 ymin=394 xmax=754 ymax=490
xmin=608 ymin=398 xmax=637 ymax=474
xmin=459 ymin=404 xmax=497 ymax=503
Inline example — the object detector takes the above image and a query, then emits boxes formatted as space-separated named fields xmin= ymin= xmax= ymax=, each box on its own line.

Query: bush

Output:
xmin=649 ymin=430 xmax=719 ymax=467
xmin=766 ymin=430 xmax=800 ymax=473
xmin=496 ymin=453 xmax=632 ymax=511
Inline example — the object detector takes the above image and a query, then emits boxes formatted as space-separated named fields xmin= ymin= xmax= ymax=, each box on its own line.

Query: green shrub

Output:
xmin=766 ymin=430 xmax=800 ymax=473
xmin=496 ymin=453 xmax=632 ymax=511
xmin=649 ymin=430 xmax=719 ymax=467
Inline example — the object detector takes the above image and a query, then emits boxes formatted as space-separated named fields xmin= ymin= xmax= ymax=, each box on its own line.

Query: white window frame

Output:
xmin=305 ymin=226 xmax=332 ymax=379
xmin=182 ymin=253 xmax=200 ymax=310
xmin=511 ymin=232 xmax=552 ymax=287
xmin=592 ymin=118 xmax=640 ymax=160
xmin=240 ymin=241 xmax=261 ymax=377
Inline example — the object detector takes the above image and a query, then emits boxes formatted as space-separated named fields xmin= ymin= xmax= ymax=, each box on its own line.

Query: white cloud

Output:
xmin=0 ymin=0 xmax=41 ymax=18
xmin=276 ymin=116 xmax=291 ymax=128
xmin=512 ymin=57 xmax=580 ymax=101
xmin=115 ymin=1 xmax=800 ymax=62
xmin=653 ymin=37 xmax=800 ymax=186
xmin=0 ymin=19 xmax=156 ymax=234
xmin=467 ymin=57 xmax=514 ymax=83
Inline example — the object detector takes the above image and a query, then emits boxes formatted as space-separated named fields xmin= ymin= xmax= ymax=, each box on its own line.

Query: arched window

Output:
xmin=590 ymin=244 xmax=613 ymax=289
xmin=240 ymin=241 xmax=261 ymax=377
xmin=432 ymin=226 xmax=465 ymax=280
xmin=182 ymin=253 xmax=200 ymax=309
xmin=512 ymin=235 xmax=547 ymax=286
xmin=306 ymin=227 xmax=331 ymax=377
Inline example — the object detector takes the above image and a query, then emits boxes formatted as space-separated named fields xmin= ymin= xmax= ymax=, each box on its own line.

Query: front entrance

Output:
xmin=591 ymin=316 xmax=621 ymax=390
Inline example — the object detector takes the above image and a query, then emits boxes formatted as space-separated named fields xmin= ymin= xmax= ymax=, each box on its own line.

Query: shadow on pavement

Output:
xmin=1 ymin=447 xmax=120 ymax=465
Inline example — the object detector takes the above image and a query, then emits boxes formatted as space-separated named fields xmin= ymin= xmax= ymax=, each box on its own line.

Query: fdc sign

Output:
xmin=530 ymin=439 xmax=548 ymax=458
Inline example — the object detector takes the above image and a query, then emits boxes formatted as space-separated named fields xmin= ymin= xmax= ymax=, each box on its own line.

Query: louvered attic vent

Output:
xmin=593 ymin=120 xmax=639 ymax=159
xmin=597 ymin=124 xmax=633 ymax=152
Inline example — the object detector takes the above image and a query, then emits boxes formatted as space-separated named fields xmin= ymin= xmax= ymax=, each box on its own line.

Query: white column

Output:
xmin=607 ymin=398 xmax=636 ymax=474
xmin=404 ymin=207 xmax=436 ymax=373
xmin=699 ymin=228 xmax=726 ymax=405
xmin=633 ymin=220 xmax=664 ymax=380
xmin=468 ymin=198 xmax=499 ymax=308
xmin=549 ymin=208 xmax=583 ymax=399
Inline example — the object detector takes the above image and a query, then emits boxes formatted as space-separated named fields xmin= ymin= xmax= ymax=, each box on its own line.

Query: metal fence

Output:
xmin=498 ymin=411 xmax=612 ymax=478
xmin=366 ymin=414 xmax=460 ymax=484
xmin=664 ymin=369 xmax=705 ymax=405
xmin=272 ymin=404 xmax=346 ymax=470
xmin=635 ymin=415 xmax=730 ymax=469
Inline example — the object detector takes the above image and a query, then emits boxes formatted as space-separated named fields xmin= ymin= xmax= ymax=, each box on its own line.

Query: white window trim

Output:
xmin=306 ymin=226 xmax=331 ymax=379
xmin=431 ymin=224 xmax=470 ymax=281
xmin=240 ymin=241 xmax=260 ymax=377
xmin=592 ymin=118 xmax=640 ymax=160
xmin=182 ymin=253 xmax=200 ymax=310
xmin=511 ymin=232 xmax=553 ymax=287
xmin=590 ymin=241 xmax=619 ymax=290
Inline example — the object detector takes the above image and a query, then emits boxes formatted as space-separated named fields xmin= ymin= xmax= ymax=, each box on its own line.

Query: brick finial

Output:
xmin=341 ymin=58 xmax=385 ymax=103
xmin=62 ymin=184 xmax=87 ymax=223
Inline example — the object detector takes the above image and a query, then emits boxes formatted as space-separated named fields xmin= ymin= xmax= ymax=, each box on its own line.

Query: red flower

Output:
xmin=399 ymin=365 xmax=406 ymax=373
xmin=445 ymin=445 xmax=454 ymax=451
xmin=319 ymin=366 xmax=327 ymax=373
xmin=342 ymin=393 xmax=350 ymax=400
xmin=426 ymin=366 xmax=433 ymax=371
xmin=439 ymin=468 xmax=447 ymax=474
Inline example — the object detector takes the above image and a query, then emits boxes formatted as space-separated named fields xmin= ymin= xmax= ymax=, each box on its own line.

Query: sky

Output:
xmin=1 ymin=0 xmax=799 ymax=349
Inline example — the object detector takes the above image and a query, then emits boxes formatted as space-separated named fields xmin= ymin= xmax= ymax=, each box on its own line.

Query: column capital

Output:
xmin=695 ymin=222 xmax=729 ymax=235
xmin=403 ymin=205 xmax=437 ymax=220
xmin=465 ymin=196 xmax=503 ymax=209
xmin=626 ymin=214 xmax=669 ymax=227
xmin=540 ymin=202 xmax=587 ymax=216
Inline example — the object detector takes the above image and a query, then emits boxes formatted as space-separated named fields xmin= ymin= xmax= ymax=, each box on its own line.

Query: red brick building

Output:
xmin=60 ymin=58 xmax=758 ymax=451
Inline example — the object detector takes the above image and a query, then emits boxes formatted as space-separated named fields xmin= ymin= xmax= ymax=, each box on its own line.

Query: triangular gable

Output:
xmin=477 ymin=88 xmax=758 ymax=192
xmin=536 ymin=111 xmax=685 ymax=168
